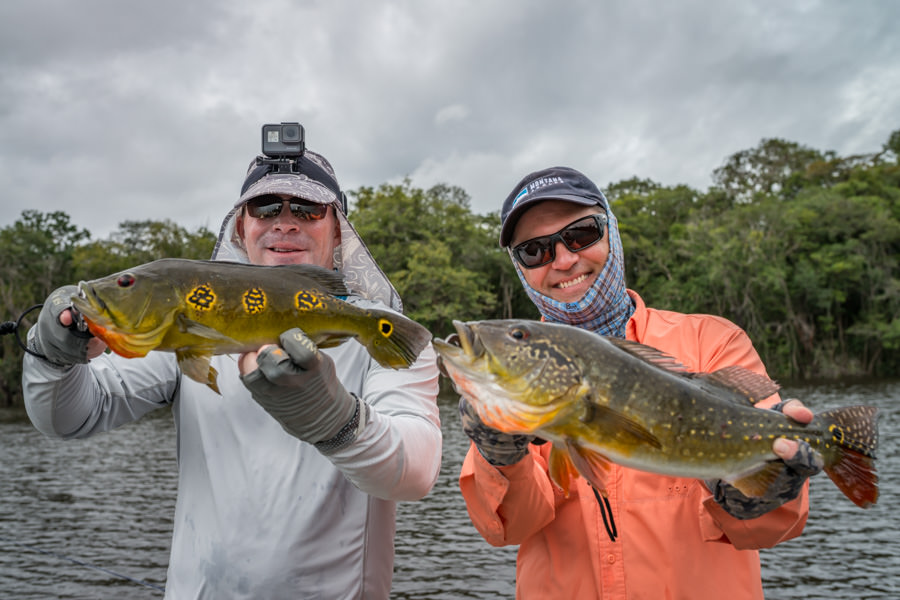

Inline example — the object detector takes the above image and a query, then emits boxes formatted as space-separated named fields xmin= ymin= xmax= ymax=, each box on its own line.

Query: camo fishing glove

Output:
xmin=706 ymin=402 xmax=824 ymax=520
xmin=459 ymin=396 xmax=535 ymax=467
xmin=241 ymin=327 xmax=363 ymax=450
xmin=30 ymin=285 xmax=94 ymax=368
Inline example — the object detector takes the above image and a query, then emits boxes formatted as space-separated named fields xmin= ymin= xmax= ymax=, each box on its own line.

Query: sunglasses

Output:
xmin=245 ymin=196 xmax=329 ymax=221
xmin=512 ymin=213 xmax=608 ymax=269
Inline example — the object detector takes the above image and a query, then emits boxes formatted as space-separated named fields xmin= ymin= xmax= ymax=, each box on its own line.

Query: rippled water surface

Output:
xmin=1 ymin=380 xmax=897 ymax=598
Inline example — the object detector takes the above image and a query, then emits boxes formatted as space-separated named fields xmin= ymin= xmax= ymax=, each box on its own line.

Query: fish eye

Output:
xmin=117 ymin=274 xmax=136 ymax=288
xmin=510 ymin=328 xmax=528 ymax=340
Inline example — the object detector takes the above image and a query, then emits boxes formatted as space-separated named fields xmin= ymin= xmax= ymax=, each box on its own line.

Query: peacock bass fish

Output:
xmin=70 ymin=258 xmax=432 ymax=393
xmin=434 ymin=319 xmax=879 ymax=508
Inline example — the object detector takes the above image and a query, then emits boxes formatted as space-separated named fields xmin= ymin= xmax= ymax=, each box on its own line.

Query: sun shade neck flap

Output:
xmin=211 ymin=205 xmax=404 ymax=313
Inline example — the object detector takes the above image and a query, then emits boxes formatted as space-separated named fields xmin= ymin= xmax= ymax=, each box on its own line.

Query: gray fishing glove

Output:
xmin=706 ymin=402 xmax=824 ymax=520
xmin=240 ymin=328 xmax=363 ymax=450
xmin=29 ymin=285 xmax=93 ymax=368
xmin=459 ymin=396 xmax=535 ymax=467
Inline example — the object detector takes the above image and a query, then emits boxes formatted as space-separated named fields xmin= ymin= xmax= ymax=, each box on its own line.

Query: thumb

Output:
xmin=278 ymin=328 xmax=319 ymax=370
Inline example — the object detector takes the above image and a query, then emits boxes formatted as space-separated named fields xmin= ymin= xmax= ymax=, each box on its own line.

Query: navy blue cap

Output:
xmin=499 ymin=166 xmax=607 ymax=247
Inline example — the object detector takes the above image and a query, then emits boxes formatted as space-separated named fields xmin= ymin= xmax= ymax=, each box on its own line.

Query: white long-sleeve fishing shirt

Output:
xmin=22 ymin=296 xmax=442 ymax=600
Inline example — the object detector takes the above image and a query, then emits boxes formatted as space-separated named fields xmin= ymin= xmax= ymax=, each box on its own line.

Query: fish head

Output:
xmin=434 ymin=319 xmax=587 ymax=435
xmin=70 ymin=262 xmax=179 ymax=358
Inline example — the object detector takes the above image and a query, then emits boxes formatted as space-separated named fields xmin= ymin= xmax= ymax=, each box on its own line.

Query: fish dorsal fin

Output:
xmin=176 ymin=348 xmax=220 ymax=394
xmin=605 ymin=338 xmax=688 ymax=374
xmin=175 ymin=314 xmax=242 ymax=345
xmin=274 ymin=264 xmax=349 ymax=296
xmin=693 ymin=366 xmax=781 ymax=405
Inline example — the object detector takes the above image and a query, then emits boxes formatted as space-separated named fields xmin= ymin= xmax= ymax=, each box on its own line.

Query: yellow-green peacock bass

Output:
xmin=71 ymin=258 xmax=432 ymax=393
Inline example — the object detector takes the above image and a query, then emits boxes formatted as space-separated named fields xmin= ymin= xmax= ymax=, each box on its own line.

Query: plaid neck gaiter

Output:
xmin=513 ymin=207 xmax=635 ymax=339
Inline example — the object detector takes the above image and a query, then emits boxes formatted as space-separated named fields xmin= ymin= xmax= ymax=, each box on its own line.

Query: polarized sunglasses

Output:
xmin=512 ymin=213 xmax=608 ymax=269
xmin=244 ymin=195 xmax=329 ymax=221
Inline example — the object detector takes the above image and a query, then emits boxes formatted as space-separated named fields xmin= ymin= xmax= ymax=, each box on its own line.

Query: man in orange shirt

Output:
xmin=458 ymin=167 xmax=822 ymax=599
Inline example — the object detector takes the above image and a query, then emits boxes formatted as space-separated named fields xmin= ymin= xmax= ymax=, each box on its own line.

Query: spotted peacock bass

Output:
xmin=434 ymin=319 xmax=879 ymax=508
xmin=71 ymin=258 xmax=431 ymax=393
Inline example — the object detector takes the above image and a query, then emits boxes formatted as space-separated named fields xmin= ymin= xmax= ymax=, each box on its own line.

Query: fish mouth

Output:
xmin=69 ymin=282 xmax=173 ymax=358
xmin=452 ymin=320 xmax=484 ymax=359
xmin=433 ymin=320 xmax=483 ymax=377
xmin=71 ymin=283 xmax=108 ymax=326
xmin=433 ymin=320 xmax=562 ymax=434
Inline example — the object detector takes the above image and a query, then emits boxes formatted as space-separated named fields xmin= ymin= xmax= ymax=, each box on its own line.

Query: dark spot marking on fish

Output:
xmin=243 ymin=288 xmax=267 ymax=315
xmin=295 ymin=291 xmax=325 ymax=312
xmin=187 ymin=285 xmax=217 ymax=311
xmin=117 ymin=273 xmax=136 ymax=287
xmin=378 ymin=318 xmax=393 ymax=337
xmin=829 ymin=424 xmax=844 ymax=444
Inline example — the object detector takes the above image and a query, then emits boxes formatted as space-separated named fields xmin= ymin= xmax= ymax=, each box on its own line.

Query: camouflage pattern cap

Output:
xmin=235 ymin=150 xmax=340 ymax=207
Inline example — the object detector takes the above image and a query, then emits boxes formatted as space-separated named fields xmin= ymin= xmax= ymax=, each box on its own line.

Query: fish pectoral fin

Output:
xmin=564 ymin=441 xmax=614 ymax=496
xmin=175 ymin=314 xmax=241 ymax=345
xmin=727 ymin=461 xmax=784 ymax=497
xmin=549 ymin=445 xmax=580 ymax=497
xmin=585 ymin=405 xmax=662 ymax=450
xmin=176 ymin=348 xmax=220 ymax=395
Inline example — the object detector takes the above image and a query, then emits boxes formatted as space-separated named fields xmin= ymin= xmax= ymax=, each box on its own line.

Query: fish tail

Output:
xmin=360 ymin=310 xmax=432 ymax=369
xmin=820 ymin=406 xmax=879 ymax=508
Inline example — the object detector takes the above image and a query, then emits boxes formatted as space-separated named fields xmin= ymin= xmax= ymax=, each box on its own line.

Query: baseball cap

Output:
xmin=235 ymin=150 xmax=341 ymax=209
xmin=499 ymin=166 xmax=607 ymax=247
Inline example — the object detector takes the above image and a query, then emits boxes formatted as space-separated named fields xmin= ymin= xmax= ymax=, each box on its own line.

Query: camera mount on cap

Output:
xmin=241 ymin=122 xmax=348 ymax=214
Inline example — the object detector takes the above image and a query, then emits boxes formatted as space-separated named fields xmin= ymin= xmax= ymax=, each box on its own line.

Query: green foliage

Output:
xmin=624 ymin=131 xmax=900 ymax=379
xmin=0 ymin=214 xmax=215 ymax=407
xmin=0 ymin=211 xmax=90 ymax=406
xmin=2 ymin=129 xmax=898 ymax=408
xmin=73 ymin=220 xmax=215 ymax=281
xmin=348 ymin=179 xmax=535 ymax=337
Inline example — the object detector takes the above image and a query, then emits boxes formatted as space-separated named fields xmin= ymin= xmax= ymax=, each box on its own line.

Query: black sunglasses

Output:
xmin=244 ymin=196 xmax=329 ymax=221
xmin=512 ymin=213 xmax=608 ymax=269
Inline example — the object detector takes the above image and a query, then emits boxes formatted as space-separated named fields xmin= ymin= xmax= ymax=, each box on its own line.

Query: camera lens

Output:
xmin=282 ymin=126 xmax=300 ymax=142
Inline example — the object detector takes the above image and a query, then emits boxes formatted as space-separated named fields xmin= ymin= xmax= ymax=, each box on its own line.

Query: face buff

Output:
xmin=512 ymin=206 xmax=635 ymax=339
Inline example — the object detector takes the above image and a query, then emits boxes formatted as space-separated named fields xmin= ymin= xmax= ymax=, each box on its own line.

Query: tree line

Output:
xmin=1 ymin=130 xmax=898 ymax=407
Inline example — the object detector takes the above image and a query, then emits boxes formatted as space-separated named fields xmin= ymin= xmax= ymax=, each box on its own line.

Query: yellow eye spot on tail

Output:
xmin=378 ymin=319 xmax=393 ymax=337
xmin=187 ymin=285 xmax=217 ymax=311
xmin=829 ymin=424 xmax=844 ymax=444
xmin=243 ymin=288 xmax=267 ymax=314
xmin=295 ymin=291 xmax=325 ymax=311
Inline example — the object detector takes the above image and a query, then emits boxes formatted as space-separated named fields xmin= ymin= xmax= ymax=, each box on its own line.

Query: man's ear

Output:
xmin=235 ymin=212 xmax=245 ymax=241
xmin=332 ymin=212 xmax=341 ymax=247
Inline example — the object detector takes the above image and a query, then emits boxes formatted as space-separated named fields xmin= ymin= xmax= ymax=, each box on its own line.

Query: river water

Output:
xmin=0 ymin=379 xmax=897 ymax=599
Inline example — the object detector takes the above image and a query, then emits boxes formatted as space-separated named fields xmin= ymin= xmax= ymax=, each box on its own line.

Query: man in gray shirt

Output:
xmin=22 ymin=137 xmax=442 ymax=599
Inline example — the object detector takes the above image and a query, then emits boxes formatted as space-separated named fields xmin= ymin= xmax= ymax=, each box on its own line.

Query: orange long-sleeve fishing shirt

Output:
xmin=459 ymin=290 xmax=809 ymax=600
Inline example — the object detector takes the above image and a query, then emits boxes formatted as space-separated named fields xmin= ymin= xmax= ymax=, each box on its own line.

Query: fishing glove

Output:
xmin=459 ymin=396 xmax=535 ymax=467
xmin=30 ymin=285 xmax=94 ymax=368
xmin=706 ymin=402 xmax=824 ymax=520
xmin=240 ymin=327 xmax=364 ymax=450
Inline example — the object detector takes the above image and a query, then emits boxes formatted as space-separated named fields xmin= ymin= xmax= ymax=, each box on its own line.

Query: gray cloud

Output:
xmin=1 ymin=0 xmax=897 ymax=240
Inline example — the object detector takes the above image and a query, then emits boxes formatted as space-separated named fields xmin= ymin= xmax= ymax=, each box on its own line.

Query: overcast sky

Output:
xmin=1 ymin=0 xmax=897 ymax=240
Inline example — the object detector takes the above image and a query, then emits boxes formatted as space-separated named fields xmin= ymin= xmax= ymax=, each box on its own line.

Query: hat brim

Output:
xmin=500 ymin=193 xmax=601 ymax=247
xmin=234 ymin=173 xmax=338 ymax=208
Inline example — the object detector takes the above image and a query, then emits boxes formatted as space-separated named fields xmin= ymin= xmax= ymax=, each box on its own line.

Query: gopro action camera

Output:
xmin=261 ymin=122 xmax=305 ymax=157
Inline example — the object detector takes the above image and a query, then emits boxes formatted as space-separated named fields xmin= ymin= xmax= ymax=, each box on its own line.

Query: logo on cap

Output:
xmin=512 ymin=187 xmax=529 ymax=207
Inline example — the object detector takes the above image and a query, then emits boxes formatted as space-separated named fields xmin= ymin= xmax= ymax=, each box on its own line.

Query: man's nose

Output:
xmin=550 ymin=240 xmax=578 ymax=269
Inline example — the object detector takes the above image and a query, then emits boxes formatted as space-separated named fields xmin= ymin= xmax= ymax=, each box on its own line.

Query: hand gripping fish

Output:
xmin=71 ymin=259 xmax=432 ymax=393
xmin=434 ymin=319 xmax=879 ymax=509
